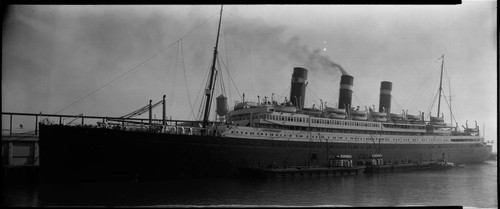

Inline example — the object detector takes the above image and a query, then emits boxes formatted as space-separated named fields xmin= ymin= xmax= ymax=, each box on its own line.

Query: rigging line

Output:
xmin=216 ymin=56 xmax=222 ymax=95
xmin=54 ymin=11 xmax=220 ymax=115
xmin=217 ymin=56 xmax=227 ymax=96
xmin=352 ymin=92 xmax=366 ymax=109
xmin=221 ymin=52 xmax=233 ymax=103
xmin=331 ymin=90 xmax=339 ymax=106
xmin=401 ymin=68 xmax=438 ymax=108
xmin=306 ymin=86 xmax=321 ymax=107
xmin=196 ymin=62 xmax=214 ymax=121
xmin=193 ymin=53 xmax=214 ymax=120
xmin=279 ymin=86 xmax=290 ymax=102
xmin=223 ymin=28 xmax=230 ymax=97
xmin=391 ymin=96 xmax=404 ymax=113
xmin=450 ymin=100 xmax=462 ymax=126
xmin=424 ymin=75 xmax=441 ymax=116
xmin=219 ymin=55 xmax=242 ymax=101
xmin=180 ymin=39 xmax=196 ymax=120
xmin=247 ymin=53 xmax=257 ymax=99
xmin=442 ymin=90 xmax=461 ymax=126
xmin=440 ymin=91 xmax=456 ymax=124
xmin=121 ymin=105 xmax=150 ymax=118
xmin=426 ymin=89 xmax=439 ymax=118
xmin=54 ymin=40 xmax=177 ymax=115
xmin=126 ymin=100 xmax=163 ymax=118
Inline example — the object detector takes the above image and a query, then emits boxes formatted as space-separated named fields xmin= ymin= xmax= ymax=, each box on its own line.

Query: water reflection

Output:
xmin=2 ymin=161 xmax=497 ymax=207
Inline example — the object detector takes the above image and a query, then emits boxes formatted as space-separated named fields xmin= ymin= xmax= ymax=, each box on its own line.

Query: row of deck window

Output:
xmin=255 ymin=124 xmax=428 ymax=136
xmin=258 ymin=114 xmax=381 ymax=128
xmin=229 ymin=130 xmax=463 ymax=142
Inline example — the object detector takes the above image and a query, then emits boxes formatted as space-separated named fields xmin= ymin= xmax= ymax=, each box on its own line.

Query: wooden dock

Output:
xmin=364 ymin=162 xmax=432 ymax=173
xmin=238 ymin=166 xmax=366 ymax=179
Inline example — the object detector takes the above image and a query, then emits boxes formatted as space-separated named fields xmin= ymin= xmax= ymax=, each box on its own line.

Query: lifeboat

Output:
xmin=274 ymin=105 xmax=297 ymax=113
xmin=325 ymin=107 xmax=346 ymax=114
xmin=390 ymin=113 xmax=404 ymax=119
xmin=406 ymin=114 xmax=421 ymax=120
xmin=352 ymin=115 xmax=368 ymax=121
xmin=234 ymin=101 xmax=257 ymax=110
xmin=349 ymin=109 xmax=367 ymax=116
xmin=330 ymin=113 xmax=346 ymax=119
xmin=430 ymin=116 xmax=444 ymax=122
xmin=431 ymin=117 xmax=446 ymax=125
xmin=373 ymin=117 xmax=387 ymax=122
xmin=370 ymin=112 xmax=387 ymax=117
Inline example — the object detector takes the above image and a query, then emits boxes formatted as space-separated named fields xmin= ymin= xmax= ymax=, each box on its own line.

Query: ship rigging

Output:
xmin=36 ymin=6 xmax=492 ymax=183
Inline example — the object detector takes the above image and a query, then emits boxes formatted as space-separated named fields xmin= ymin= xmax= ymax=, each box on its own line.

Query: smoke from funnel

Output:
xmin=304 ymin=49 xmax=349 ymax=76
xmin=329 ymin=61 xmax=348 ymax=75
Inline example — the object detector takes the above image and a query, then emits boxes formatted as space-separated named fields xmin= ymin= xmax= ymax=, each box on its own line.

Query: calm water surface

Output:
xmin=2 ymin=161 xmax=497 ymax=207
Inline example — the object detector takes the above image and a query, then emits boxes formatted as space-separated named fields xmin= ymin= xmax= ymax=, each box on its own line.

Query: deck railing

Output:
xmin=1 ymin=112 xmax=200 ymax=136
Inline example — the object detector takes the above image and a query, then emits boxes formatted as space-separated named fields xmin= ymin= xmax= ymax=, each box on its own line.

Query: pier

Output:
xmin=1 ymin=112 xmax=192 ymax=183
xmin=238 ymin=166 xmax=366 ymax=179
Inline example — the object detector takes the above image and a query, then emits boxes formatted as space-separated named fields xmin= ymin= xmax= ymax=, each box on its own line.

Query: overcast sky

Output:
xmin=2 ymin=3 xmax=497 ymax=149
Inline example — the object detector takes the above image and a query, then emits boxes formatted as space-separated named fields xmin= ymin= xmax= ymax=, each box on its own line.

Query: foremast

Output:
xmin=437 ymin=54 xmax=444 ymax=118
xmin=202 ymin=5 xmax=223 ymax=128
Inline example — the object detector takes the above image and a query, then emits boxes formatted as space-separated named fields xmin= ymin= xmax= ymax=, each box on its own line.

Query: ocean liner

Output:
xmin=39 ymin=6 xmax=492 ymax=182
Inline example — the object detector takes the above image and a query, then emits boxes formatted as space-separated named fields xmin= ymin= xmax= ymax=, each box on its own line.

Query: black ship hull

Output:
xmin=39 ymin=124 xmax=492 ymax=183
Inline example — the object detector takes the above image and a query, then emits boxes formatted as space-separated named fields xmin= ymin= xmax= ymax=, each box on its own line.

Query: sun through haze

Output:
xmin=2 ymin=4 xmax=497 ymax=150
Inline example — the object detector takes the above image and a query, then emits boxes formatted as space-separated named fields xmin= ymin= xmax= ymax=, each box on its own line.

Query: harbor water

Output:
xmin=2 ymin=160 xmax=497 ymax=208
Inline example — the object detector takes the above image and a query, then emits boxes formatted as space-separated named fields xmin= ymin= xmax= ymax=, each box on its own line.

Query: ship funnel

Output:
xmin=338 ymin=75 xmax=354 ymax=110
xmin=378 ymin=81 xmax=392 ymax=113
xmin=290 ymin=67 xmax=308 ymax=109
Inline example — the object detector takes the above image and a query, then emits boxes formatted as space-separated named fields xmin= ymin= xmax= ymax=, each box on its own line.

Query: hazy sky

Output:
xmin=2 ymin=3 xmax=497 ymax=149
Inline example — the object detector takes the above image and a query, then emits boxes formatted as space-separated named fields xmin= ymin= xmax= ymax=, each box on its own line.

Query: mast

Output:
xmin=437 ymin=54 xmax=444 ymax=118
xmin=202 ymin=5 xmax=223 ymax=128
xmin=449 ymin=80 xmax=452 ymax=128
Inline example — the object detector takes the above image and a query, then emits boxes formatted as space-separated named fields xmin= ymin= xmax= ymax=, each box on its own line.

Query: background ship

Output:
xmin=38 ymin=6 xmax=492 ymax=183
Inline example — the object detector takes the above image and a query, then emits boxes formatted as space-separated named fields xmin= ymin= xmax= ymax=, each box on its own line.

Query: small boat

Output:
xmin=373 ymin=117 xmax=387 ymax=122
xmin=352 ymin=115 xmax=368 ymax=121
xmin=329 ymin=113 xmax=346 ymax=119
xmin=325 ymin=107 xmax=346 ymax=114
xmin=429 ymin=161 xmax=461 ymax=169
xmin=274 ymin=105 xmax=297 ymax=113
xmin=430 ymin=116 xmax=445 ymax=122
xmin=390 ymin=113 xmax=404 ymax=118
xmin=349 ymin=109 xmax=367 ymax=116
xmin=406 ymin=114 xmax=421 ymax=120
xmin=370 ymin=112 xmax=387 ymax=117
